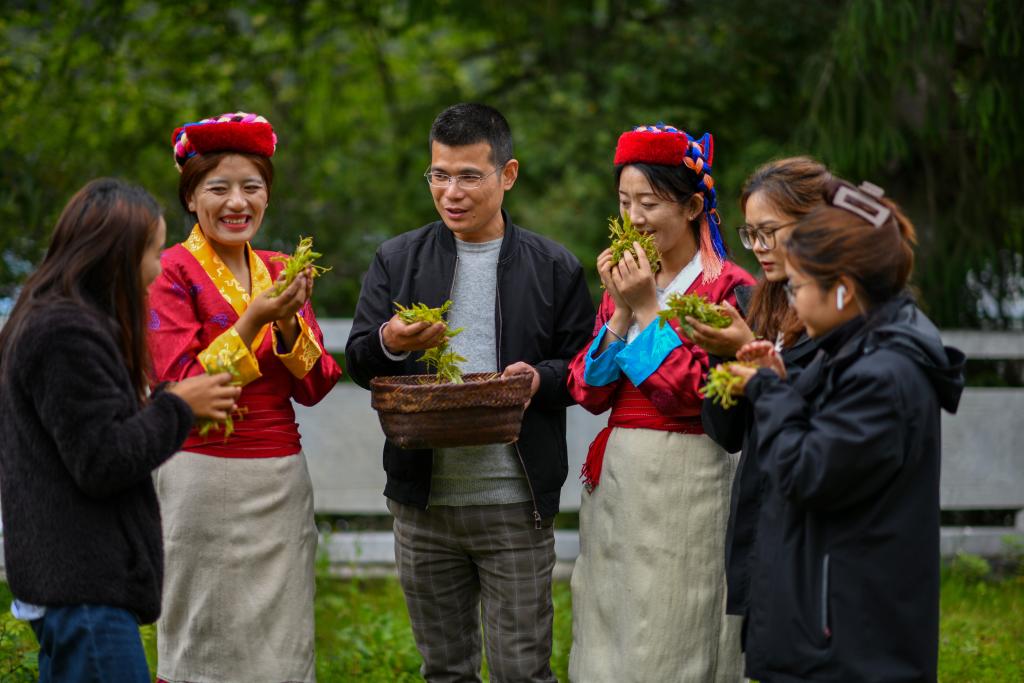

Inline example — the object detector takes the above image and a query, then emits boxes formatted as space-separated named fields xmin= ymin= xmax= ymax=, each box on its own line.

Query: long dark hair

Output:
xmin=740 ymin=156 xmax=831 ymax=346
xmin=0 ymin=178 xmax=162 ymax=402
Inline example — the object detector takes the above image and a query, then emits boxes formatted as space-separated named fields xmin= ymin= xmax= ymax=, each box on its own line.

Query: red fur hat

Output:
xmin=614 ymin=126 xmax=690 ymax=166
xmin=613 ymin=123 xmax=727 ymax=283
xmin=172 ymin=112 xmax=277 ymax=171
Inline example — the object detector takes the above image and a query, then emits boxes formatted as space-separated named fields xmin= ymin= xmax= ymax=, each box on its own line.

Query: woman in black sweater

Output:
xmin=723 ymin=180 xmax=964 ymax=682
xmin=0 ymin=178 xmax=239 ymax=682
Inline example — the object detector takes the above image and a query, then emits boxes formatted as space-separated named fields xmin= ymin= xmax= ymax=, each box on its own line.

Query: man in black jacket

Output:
xmin=345 ymin=103 xmax=594 ymax=682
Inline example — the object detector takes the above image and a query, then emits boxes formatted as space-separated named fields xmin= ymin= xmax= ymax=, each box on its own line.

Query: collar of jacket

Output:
xmin=824 ymin=294 xmax=917 ymax=369
xmin=431 ymin=209 xmax=521 ymax=264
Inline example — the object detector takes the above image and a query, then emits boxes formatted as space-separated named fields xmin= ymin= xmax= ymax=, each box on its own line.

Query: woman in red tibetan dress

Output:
xmin=567 ymin=124 xmax=754 ymax=682
xmin=147 ymin=112 xmax=340 ymax=683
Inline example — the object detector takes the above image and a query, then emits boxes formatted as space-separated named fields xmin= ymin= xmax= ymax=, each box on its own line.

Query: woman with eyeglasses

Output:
xmin=566 ymin=124 xmax=754 ymax=682
xmin=695 ymin=157 xmax=832 ymax=644
xmin=720 ymin=180 xmax=964 ymax=682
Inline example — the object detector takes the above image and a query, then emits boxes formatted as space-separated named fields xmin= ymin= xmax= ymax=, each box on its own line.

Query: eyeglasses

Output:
xmin=423 ymin=166 xmax=503 ymax=190
xmin=783 ymin=280 xmax=810 ymax=306
xmin=736 ymin=221 xmax=799 ymax=250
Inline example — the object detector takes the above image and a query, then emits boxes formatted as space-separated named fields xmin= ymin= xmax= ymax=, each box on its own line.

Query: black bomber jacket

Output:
xmin=345 ymin=212 xmax=595 ymax=521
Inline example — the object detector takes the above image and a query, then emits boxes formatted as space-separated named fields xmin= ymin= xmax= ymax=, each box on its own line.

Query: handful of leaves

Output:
xmin=196 ymin=348 xmax=247 ymax=440
xmin=700 ymin=362 xmax=755 ymax=410
xmin=393 ymin=301 xmax=467 ymax=384
xmin=609 ymin=211 xmax=660 ymax=273
xmin=657 ymin=293 xmax=732 ymax=338
xmin=395 ymin=301 xmax=452 ymax=326
xmin=269 ymin=236 xmax=332 ymax=297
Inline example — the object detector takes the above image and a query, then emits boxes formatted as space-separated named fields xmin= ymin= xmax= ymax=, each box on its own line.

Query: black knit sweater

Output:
xmin=0 ymin=301 xmax=193 ymax=623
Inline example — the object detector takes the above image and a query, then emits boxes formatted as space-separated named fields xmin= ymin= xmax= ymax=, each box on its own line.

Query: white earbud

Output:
xmin=836 ymin=284 xmax=847 ymax=311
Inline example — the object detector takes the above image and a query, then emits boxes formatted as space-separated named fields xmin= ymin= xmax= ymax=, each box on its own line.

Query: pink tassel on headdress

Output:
xmin=698 ymin=214 xmax=724 ymax=284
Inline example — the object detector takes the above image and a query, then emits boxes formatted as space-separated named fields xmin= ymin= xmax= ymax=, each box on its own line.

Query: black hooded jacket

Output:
xmin=345 ymin=212 xmax=595 ymax=520
xmin=741 ymin=296 xmax=965 ymax=683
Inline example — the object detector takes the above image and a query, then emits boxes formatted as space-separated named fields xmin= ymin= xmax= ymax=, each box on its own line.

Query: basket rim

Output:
xmin=370 ymin=371 xmax=529 ymax=390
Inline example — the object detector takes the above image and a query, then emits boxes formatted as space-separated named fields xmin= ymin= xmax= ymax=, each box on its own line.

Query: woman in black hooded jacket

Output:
xmin=722 ymin=179 xmax=965 ymax=682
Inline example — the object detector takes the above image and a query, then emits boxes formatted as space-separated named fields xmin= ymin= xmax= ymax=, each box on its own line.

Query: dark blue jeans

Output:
xmin=30 ymin=605 xmax=150 ymax=683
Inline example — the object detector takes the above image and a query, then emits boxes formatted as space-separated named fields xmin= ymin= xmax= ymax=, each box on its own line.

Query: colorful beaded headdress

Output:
xmin=172 ymin=112 xmax=277 ymax=171
xmin=614 ymin=123 xmax=727 ymax=282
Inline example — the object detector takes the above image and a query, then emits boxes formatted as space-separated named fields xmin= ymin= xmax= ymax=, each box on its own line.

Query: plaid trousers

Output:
xmin=388 ymin=499 xmax=558 ymax=683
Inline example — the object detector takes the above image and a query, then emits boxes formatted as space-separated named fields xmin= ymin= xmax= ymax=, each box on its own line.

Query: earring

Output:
xmin=836 ymin=284 xmax=847 ymax=311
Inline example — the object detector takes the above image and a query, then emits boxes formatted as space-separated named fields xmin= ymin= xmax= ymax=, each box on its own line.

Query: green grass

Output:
xmin=1 ymin=564 xmax=1020 ymax=682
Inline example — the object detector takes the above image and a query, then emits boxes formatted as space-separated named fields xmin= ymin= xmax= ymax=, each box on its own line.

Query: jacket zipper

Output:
xmin=514 ymin=442 xmax=543 ymax=529
xmin=496 ymin=262 xmax=542 ymax=529
xmin=821 ymin=553 xmax=832 ymax=639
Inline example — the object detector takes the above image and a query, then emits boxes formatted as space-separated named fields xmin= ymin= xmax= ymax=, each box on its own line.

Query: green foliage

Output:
xmin=269 ymin=236 xmax=331 ymax=297
xmin=658 ymin=292 xmax=732 ymax=337
xmin=394 ymin=300 xmax=452 ymax=325
xmin=1001 ymin=535 xmax=1024 ymax=577
xmin=797 ymin=0 xmax=1024 ymax=327
xmin=701 ymin=362 xmax=754 ymax=410
xmin=0 ymin=601 xmax=37 ymax=681
xmin=949 ymin=551 xmax=994 ymax=583
xmin=608 ymin=210 xmax=660 ymax=273
xmin=1 ymin=0 xmax=1021 ymax=328
xmin=393 ymin=300 xmax=466 ymax=383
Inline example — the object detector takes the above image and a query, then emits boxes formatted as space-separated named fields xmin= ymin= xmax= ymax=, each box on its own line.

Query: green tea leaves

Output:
xmin=196 ymin=348 xmax=247 ymax=440
xmin=700 ymin=362 xmax=754 ymax=410
xmin=393 ymin=300 xmax=466 ymax=384
xmin=269 ymin=236 xmax=332 ymax=297
xmin=609 ymin=211 xmax=660 ymax=273
xmin=658 ymin=293 xmax=732 ymax=337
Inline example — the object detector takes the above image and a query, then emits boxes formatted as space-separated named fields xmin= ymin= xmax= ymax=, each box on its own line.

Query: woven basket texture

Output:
xmin=370 ymin=372 xmax=532 ymax=448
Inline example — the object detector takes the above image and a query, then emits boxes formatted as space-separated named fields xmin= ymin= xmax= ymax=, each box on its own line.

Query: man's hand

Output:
xmin=502 ymin=361 xmax=540 ymax=409
xmin=381 ymin=314 xmax=448 ymax=353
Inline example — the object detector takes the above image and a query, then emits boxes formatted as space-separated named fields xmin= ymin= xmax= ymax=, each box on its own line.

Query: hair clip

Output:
xmin=831 ymin=181 xmax=892 ymax=228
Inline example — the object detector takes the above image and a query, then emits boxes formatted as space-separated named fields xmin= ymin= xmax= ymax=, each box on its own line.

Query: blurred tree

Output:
xmin=1 ymin=0 xmax=1020 ymax=326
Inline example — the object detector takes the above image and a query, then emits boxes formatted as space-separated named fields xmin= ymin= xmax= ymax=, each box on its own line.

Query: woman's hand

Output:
xmin=169 ymin=372 xmax=241 ymax=420
xmin=596 ymin=248 xmax=634 ymax=352
xmin=737 ymin=340 xmax=787 ymax=378
xmin=687 ymin=301 xmax=756 ymax=357
xmin=723 ymin=363 xmax=759 ymax=396
xmin=598 ymin=248 xmax=631 ymax=315
xmin=236 ymin=271 xmax=310 ymax=347
xmin=613 ymin=242 xmax=659 ymax=328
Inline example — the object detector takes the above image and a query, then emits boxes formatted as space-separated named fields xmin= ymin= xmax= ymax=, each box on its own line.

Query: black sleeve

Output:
xmin=745 ymin=359 xmax=908 ymax=512
xmin=25 ymin=322 xmax=194 ymax=499
xmin=531 ymin=260 xmax=596 ymax=410
xmin=701 ymin=375 xmax=750 ymax=454
xmin=344 ymin=249 xmax=408 ymax=389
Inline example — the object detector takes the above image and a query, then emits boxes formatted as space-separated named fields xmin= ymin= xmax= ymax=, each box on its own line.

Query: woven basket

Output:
xmin=370 ymin=372 xmax=533 ymax=449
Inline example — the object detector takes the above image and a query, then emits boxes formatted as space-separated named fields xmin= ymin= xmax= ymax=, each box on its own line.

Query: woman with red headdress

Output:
xmin=147 ymin=112 xmax=341 ymax=683
xmin=567 ymin=124 xmax=753 ymax=682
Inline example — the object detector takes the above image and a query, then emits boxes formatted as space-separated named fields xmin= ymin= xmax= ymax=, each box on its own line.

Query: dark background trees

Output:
xmin=2 ymin=0 xmax=1021 ymax=327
